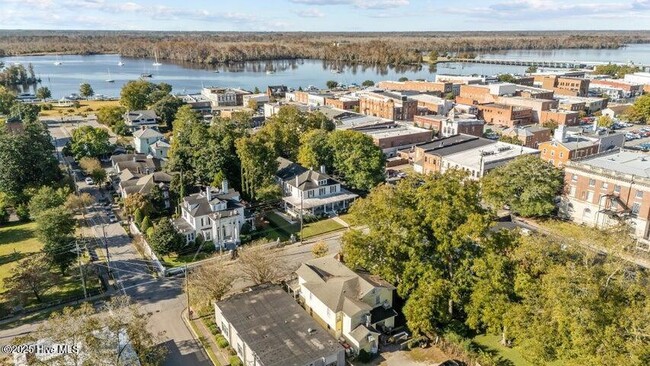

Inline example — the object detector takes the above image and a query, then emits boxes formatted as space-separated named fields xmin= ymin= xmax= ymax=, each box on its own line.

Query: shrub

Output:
xmin=215 ymin=335 xmax=229 ymax=349
xmin=15 ymin=204 xmax=30 ymax=222
xmin=356 ymin=349 xmax=372 ymax=363
xmin=228 ymin=347 xmax=237 ymax=356
xmin=229 ymin=356 xmax=243 ymax=366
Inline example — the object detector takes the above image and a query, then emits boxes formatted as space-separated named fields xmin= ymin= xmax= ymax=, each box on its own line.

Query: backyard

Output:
xmin=0 ymin=221 xmax=101 ymax=317
xmin=265 ymin=212 xmax=345 ymax=240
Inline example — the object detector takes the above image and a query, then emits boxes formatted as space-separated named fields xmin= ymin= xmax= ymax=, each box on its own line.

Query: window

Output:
xmin=551 ymin=150 xmax=555 ymax=157
xmin=308 ymin=190 xmax=314 ymax=198
xmin=614 ymin=185 xmax=621 ymax=193
xmin=319 ymin=188 xmax=326 ymax=196
xmin=375 ymin=295 xmax=381 ymax=305
xmin=586 ymin=191 xmax=594 ymax=202
xmin=632 ymin=203 xmax=641 ymax=216
xmin=560 ymin=152 xmax=564 ymax=158
xmin=326 ymin=308 xmax=332 ymax=318
xmin=221 ymin=321 xmax=229 ymax=337
xmin=636 ymin=191 xmax=644 ymax=199
xmin=571 ymin=174 xmax=578 ymax=182
xmin=330 ymin=186 xmax=336 ymax=194
xmin=237 ymin=344 xmax=243 ymax=356
xmin=589 ymin=179 xmax=596 ymax=187
xmin=602 ymin=182 xmax=608 ymax=189
xmin=569 ymin=185 xmax=576 ymax=197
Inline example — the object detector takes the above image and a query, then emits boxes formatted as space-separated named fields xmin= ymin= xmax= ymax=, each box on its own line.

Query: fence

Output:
xmin=130 ymin=222 xmax=167 ymax=276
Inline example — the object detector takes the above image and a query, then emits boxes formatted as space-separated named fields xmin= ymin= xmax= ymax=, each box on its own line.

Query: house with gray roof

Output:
xmin=124 ymin=110 xmax=157 ymax=132
xmin=294 ymin=255 xmax=397 ymax=356
xmin=276 ymin=157 xmax=358 ymax=218
xmin=118 ymin=171 xmax=172 ymax=208
xmin=133 ymin=128 xmax=169 ymax=158
xmin=215 ymin=284 xmax=345 ymax=366
xmin=172 ymin=181 xmax=245 ymax=247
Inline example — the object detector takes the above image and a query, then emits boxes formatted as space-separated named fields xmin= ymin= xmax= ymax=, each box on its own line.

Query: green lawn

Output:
xmin=473 ymin=334 xmax=564 ymax=366
xmin=0 ymin=221 xmax=42 ymax=285
xmin=265 ymin=212 xmax=344 ymax=239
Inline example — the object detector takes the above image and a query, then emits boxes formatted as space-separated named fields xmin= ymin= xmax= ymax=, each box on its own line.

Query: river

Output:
xmin=2 ymin=44 xmax=649 ymax=99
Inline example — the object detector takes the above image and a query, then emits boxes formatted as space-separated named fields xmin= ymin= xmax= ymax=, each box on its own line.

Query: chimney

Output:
xmin=221 ymin=179 xmax=229 ymax=193
xmin=206 ymin=186 xmax=212 ymax=202
xmin=295 ymin=175 xmax=299 ymax=187
xmin=554 ymin=124 xmax=567 ymax=142
xmin=320 ymin=165 xmax=326 ymax=174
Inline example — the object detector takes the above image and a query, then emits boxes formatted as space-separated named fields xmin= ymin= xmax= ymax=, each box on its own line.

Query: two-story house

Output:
xmin=172 ymin=181 xmax=245 ymax=248
xmin=133 ymin=128 xmax=168 ymax=158
xmin=276 ymin=158 xmax=358 ymax=218
xmin=295 ymin=256 xmax=397 ymax=355
xmin=118 ymin=171 xmax=172 ymax=209
xmin=124 ymin=110 xmax=157 ymax=132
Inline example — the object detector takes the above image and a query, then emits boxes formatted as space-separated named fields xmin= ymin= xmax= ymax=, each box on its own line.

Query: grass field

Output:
xmin=39 ymin=100 xmax=121 ymax=118
xmin=473 ymin=334 xmax=564 ymax=366
xmin=0 ymin=221 xmax=42 ymax=285
xmin=265 ymin=212 xmax=344 ymax=239
xmin=0 ymin=221 xmax=101 ymax=317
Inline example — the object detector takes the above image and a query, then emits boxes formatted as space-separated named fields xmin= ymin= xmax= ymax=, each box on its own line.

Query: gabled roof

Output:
xmin=125 ymin=110 xmax=157 ymax=122
xmin=297 ymin=256 xmax=395 ymax=317
xmin=133 ymin=128 xmax=163 ymax=139
xmin=287 ymin=169 xmax=337 ymax=191
xmin=182 ymin=186 xmax=242 ymax=218
xmin=150 ymin=140 xmax=171 ymax=149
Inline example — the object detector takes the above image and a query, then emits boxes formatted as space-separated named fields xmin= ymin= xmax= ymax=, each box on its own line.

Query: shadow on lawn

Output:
xmin=0 ymin=227 xmax=34 ymax=246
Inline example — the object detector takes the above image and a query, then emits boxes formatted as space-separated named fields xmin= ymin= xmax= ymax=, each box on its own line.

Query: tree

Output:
xmin=627 ymin=94 xmax=650 ymax=124
xmin=36 ymin=206 xmax=77 ymax=274
xmin=28 ymin=185 xmax=70 ymax=219
xmin=427 ymin=50 xmax=439 ymax=61
xmin=328 ymin=130 xmax=385 ymax=191
xmin=542 ymin=119 xmax=559 ymax=131
xmin=525 ymin=65 xmax=538 ymax=73
xmin=149 ymin=219 xmax=184 ymax=256
xmin=9 ymin=102 xmax=40 ymax=122
xmin=0 ymin=121 xmax=62 ymax=202
xmin=123 ymin=193 xmax=152 ymax=218
xmin=79 ymin=156 xmax=102 ymax=174
xmin=35 ymin=86 xmax=51 ymax=100
xmin=153 ymin=95 xmax=185 ymax=129
xmin=97 ymin=105 xmax=126 ymax=128
xmin=343 ymin=172 xmax=491 ymax=335
xmin=188 ymin=264 xmax=234 ymax=313
xmin=498 ymin=74 xmax=516 ymax=83
xmin=65 ymin=192 xmax=94 ymax=213
xmin=120 ymin=80 xmax=156 ymax=110
xmin=362 ymin=80 xmax=375 ymax=87
xmin=498 ymin=134 xmax=523 ymax=145
xmin=482 ymin=155 xmax=563 ymax=217
xmin=597 ymin=114 xmax=614 ymax=128
xmin=594 ymin=64 xmax=640 ymax=79
xmin=246 ymin=98 xmax=258 ymax=110
xmin=28 ymin=296 xmax=166 ymax=366
xmin=236 ymin=134 xmax=279 ymax=201
xmin=90 ymin=168 xmax=107 ymax=188
xmin=140 ymin=216 xmax=152 ymax=234
xmin=311 ymin=241 xmax=329 ymax=258
xmin=70 ymin=126 xmax=111 ymax=159
xmin=79 ymin=82 xmax=94 ymax=98
xmin=326 ymin=80 xmax=338 ymax=89
xmin=0 ymin=86 xmax=16 ymax=115
xmin=134 ymin=208 xmax=144 ymax=226
xmin=237 ymin=245 xmax=288 ymax=285
xmin=297 ymin=129 xmax=333 ymax=171
xmin=398 ymin=77 xmax=408 ymax=82
xmin=3 ymin=254 xmax=57 ymax=304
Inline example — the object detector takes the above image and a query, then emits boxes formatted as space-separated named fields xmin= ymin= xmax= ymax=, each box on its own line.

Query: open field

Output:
xmin=39 ymin=100 xmax=120 ymax=118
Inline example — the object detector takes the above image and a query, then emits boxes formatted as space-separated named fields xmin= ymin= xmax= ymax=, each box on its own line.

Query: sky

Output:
xmin=1 ymin=0 xmax=650 ymax=31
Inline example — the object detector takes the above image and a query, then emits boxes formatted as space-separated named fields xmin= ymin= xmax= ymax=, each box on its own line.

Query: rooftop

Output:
xmin=568 ymin=150 xmax=650 ymax=179
xmin=412 ymin=134 xmax=495 ymax=156
xmin=357 ymin=123 xmax=431 ymax=140
xmin=133 ymin=127 xmax=163 ymax=139
xmin=444 ymin=141 xmax=539 ymax=170
xmin=216 ymin=284 xmax=343 ymax=366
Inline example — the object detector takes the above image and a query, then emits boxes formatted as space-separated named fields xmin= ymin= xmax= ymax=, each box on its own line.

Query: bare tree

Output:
xmin=189 ymin=264 xmax=234 ymax=313
xmin=237 ymin=245 xmax=288 ymax=285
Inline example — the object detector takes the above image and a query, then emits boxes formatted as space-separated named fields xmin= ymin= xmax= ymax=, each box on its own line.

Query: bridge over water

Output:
xmin=445 ymin=58 xmax=650 ymax=71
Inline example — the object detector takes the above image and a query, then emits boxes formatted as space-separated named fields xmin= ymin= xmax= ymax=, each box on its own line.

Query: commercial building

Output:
xmin=410 ymin=94 xmax=454 ymax=115
xmin=556 ymin=96 xmax=608 ymax=114
xmin=589 ymin=79 xmax=644 ymax=99
xmin=242 ymin=93 xmax=270 ymax=107
xmin=413 ymin=113 xmax=484 ymax=138
xmin=536 ymin=75 xmax=590 ymax=97
xmin=215 ymin=284 xmax=345 ymax=366
xmin=405 ymin=134 xmax=495 ymax=175
xmin=501 ymin=125 xmax=552 ymax=148
xmin=201 ymin=87 xmax=251 ymax=106
xmin=357 ymin=90 xmax=418 ymax=121
xmin=179 ymin=93 xmax=213 ymax=118
xmin=496 ymin=96 xmax=558 ymax=123
xmin=540 ymin=109 xmax=580 ymax=126
xmin=478 ymin=103 xmax=534 ymax=127
xmin=560 ymin=151 xmax=650 ymax=248
xmin=538 ymin=125 xmax=625 ymax=168
xmin=623 ymin=72 xmax=650 ymax=94
xmin=435 ymin=74 xmax=485 ymax=85
xmin=325 ymin=96 xmax=360 ymax=110
xmin=352 ymin=123 xmax=433 ymax=156
xmin=514 ymin=85 xmax=555 ymax=100
xmin=294 ymin=256 xmax=397 ymax=356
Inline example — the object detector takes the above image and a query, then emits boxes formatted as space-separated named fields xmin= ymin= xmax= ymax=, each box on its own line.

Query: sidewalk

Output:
xmin=182 ymin=309 xmax=229 ymax=366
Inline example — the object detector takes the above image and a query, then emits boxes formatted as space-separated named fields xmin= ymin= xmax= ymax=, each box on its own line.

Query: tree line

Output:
xmin=1 ymin=31 xmax=649 ymax=66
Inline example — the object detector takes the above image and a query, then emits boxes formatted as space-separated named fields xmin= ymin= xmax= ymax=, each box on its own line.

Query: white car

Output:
xmin=84 ymin=177 xmax=95 ymax=185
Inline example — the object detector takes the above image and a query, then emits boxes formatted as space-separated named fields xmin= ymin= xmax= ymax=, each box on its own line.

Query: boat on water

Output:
xmin=106 ymin=69 xmax=115 ymax=83
xmin=141 ymin=73 xmax=153 ymax=78
xmin=53 ymin=55 xmax=62 ymax=66
xmin=152 ymin=50 xmax=162 ymax=66
xmin=266 ymin=70 xmax=275 ymax=75
xmin=214 ymin=70 xmax=220 ymax=73
xmin=331 ymin=69 xmax=342 ymax=74
xmin=117 ymin=61 xmax=125 ymax=66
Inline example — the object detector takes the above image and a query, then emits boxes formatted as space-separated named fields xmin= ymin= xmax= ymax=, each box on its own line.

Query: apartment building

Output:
xmin=413 ymin=113 xmax=484 ymax=138
xmin=560 ymin=151 xmax=650 ymax=248
xmin=357 ymin=90 xmax=418 ymax=121
xmin=478 ymin=103 xmax=534 ymax=127
xmin=537 ymin=75 xmax=590 ymax=97
xmin=501 ymin=125 xmax=552 ymax=148
xmin=377 ymin=80 xmax=453 ymax=95
xmin=538 ymin=126 xmax=625 ymax=167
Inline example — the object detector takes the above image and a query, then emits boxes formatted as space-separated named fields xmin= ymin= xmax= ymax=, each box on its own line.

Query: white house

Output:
xmin=149 ymin=139 xmax=170 ymax=159
xmin=133 ymin=128 xmax=164 ymax=155
xmin=215 ymin=284 xmax=345 ymax=366
xmin=172 ymin=181 xmax=245 ymax=248
xmin=276 ymin=158 xmax=358 ymax=218
xmin=124 ymin=110 xmax=157 ymax=132
xmin=294 ymin=256 xmax=397 ymax=356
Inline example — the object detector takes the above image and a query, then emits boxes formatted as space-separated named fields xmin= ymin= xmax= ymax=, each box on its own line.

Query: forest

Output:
xmin=1 ymin=30 xmax=650 ymax=67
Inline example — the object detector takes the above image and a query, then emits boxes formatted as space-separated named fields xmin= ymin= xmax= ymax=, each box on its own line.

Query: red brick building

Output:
xmin=358 ymin=91 xmax=418 ymax=121
xmin=377 ymin=80 xmax=452 ymax=95
xmin=478 ymin=104 xmax=534 ymax=127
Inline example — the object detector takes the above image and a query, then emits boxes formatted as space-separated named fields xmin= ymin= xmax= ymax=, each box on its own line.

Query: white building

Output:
xmin=276 ymin=158 xmax=358 ymax=218
xmin=215 ymin=284 xmax=345 ymax=366
xmin=133 ymin=128 xmax=165 ymax=155
xmin=440 ymin=141 xmax=539 ymax=179
xmin=172 ymin=181 xmax=245 ymax=248
xmin=123 ymin=110 xmax=157 ymax=132
xmin=623 ymin=72 xmax=650 ymax=86
xmin=242 ymin=93 xmax=270 ymax=107
xmin=294 ymin=256 xmax=397 ymax=355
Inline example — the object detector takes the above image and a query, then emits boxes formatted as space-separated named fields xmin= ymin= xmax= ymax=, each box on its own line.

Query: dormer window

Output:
xmin=319 ymin=179 xmax=327 ymax=186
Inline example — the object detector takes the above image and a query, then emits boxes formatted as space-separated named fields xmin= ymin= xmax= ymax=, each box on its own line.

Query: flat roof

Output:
xmin=359 ymin=124 xmax=431 ymax=139
xmin=445 ymin=141 xmax=539 ymax=170
xmin=415 ymin=134 xmax=495 ymax=156
xmin=216 ymin=285 xmax=343 ymax=366
xmin=569 ymin=150 xmax=650 ymax=179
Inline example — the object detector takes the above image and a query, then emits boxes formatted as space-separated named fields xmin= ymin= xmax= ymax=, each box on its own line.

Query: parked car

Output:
xmin=108 ymin=214 xmax=117 ymax=223
xmin=85 ymin=177 xmax=95 ymax=185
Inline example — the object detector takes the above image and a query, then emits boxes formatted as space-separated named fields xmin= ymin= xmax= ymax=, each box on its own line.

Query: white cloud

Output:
xmin=289 ymin=0 xmax=409 ymax=9
xmin=295 ymin=8 xmax=326 ymax=17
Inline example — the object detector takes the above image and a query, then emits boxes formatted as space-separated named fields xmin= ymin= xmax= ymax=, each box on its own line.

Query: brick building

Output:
xmin=478 ymin=103 xmax=534 ymax=127
xmin=407 ymin=134 xmax=495 ymax=175
xmin=324 ymin=96 xmax=360 ymax=110
xmin=354 ymin=123 xmax=433 ymax=157
xmin=496 ymin=96 xmax=558 ymax=123
xmin=540 ymin=109 xmax=580 ymax=126
xmin=414 ymin=114 xmax=484 ymax=138
xmin=536 ymin=75 xmax=590 ymax=97
xmin=377 ymin=80 xmax=452 ymax=95
xmin=538 ymin=126 xmax=624 ymax=167
xmin=410 ymin=94 xmax=454 ymax=115
xmin=501 ymin=125 xmax=551 ymax=148
xmin=560 ymin=151 xmax=650 ymax=248
xmin=357 ymin=91 xmax=418 ymax=121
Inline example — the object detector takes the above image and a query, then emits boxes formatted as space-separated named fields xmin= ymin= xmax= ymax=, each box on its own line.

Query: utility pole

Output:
xmin=102 ymin=224 xmax=111 ymax=274
xmin=299 ymin=192 xmax=304 ymax=245
xmin=76 ymin=240 xmax=88 ymax=299
xmin=185 ymin=264 xmax=191 ymax=320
